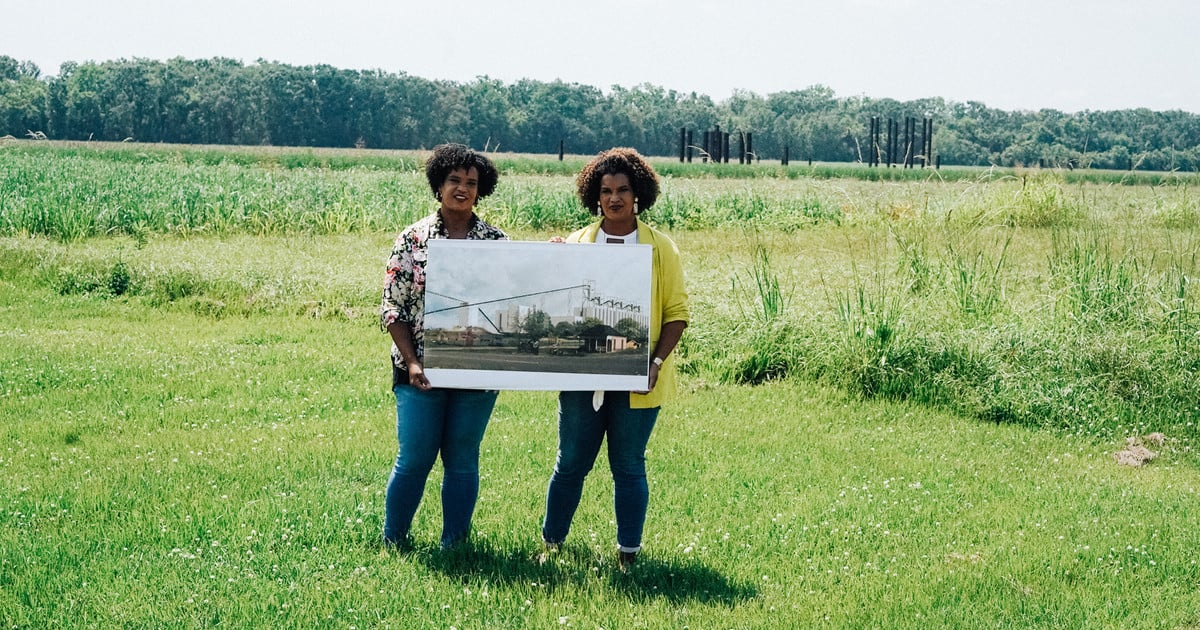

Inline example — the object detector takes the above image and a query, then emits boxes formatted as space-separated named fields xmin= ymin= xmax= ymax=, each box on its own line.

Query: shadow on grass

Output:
xmin=406 ymin=538 xmax=758 ymax=606
xmin=602 ymin=554 xmax=758 ymax=605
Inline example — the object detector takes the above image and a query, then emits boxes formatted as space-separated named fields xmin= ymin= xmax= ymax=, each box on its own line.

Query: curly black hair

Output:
xmin=576 ymin=147 xmax=660 ymax=215
xmin=425 ymin=143 xmax=499 ymax=201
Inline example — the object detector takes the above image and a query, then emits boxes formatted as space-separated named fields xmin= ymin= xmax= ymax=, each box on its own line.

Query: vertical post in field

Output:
xmin=885 ymin=118 xmax=891 ymax=168
xmin=918 ymin=118 xmax=926 ymax=168
xmin=879 ymin=118 xmax=884 ymax=167
xmin=892 ymin=118 xmax=900 ymax=168
xmin=868 ymin=116 xmax=875 ymax=166
xmin=887 ymin=118 xmax=896 ymax=168
xmin=911 ymin=117 xmax=918 ymax=168
xmin=901 ymin=117 xmax=909 ymax=169
xmin=868 ymin=116 xmax=878 ymax=167
xmin=924 ymin=118 xmax=933 ymax=168
xmin=912 ymin=117 xmax=918 ymax=168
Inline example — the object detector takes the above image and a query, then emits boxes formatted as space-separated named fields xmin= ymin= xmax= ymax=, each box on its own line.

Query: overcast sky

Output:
xmin=7 ymin=0 xmax=1197 ymax=113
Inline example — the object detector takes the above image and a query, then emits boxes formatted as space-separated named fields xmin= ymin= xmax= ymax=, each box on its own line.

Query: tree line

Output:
xmin=2 ymin=55 xmax=1199 ymax=171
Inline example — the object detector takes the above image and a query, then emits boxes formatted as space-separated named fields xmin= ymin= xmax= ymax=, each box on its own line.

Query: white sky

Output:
xmin=7 ymin=0 xmax=1198 ymax=113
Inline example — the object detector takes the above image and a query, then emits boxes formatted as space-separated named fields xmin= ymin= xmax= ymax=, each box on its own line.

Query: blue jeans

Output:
xmin=382 ymin=385 xmax=498 ymax=548
xmin=542 ymin=391 xmax=660 ymax=552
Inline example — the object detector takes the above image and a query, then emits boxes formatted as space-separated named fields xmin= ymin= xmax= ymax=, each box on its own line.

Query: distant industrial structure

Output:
xmin=428 ymin=280 xmax=648 ymax=337
xmin=559 ymin=280 xmax=648 ymax=330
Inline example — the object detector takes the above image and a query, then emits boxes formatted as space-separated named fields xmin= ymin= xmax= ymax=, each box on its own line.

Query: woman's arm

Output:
xmin=388 ymin=321 xmax=431 ymax=391
xmin=646 ymin=319 xmax=687 ymax=392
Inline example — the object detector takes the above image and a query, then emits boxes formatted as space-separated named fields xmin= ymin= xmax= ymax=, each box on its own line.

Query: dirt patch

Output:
xmin=1113 ymin=434 xmax=1165 ymax=467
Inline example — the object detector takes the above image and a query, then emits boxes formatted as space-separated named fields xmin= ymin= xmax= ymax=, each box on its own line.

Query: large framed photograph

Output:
xmin=423 ymin=239 xmax=652 ymax=390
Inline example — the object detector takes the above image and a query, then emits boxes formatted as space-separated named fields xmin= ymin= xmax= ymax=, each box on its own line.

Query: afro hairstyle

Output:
xmin=425 ymin=143 xmax=499 ymax=200
xmin=575 ymin=147 xmax=660 ymax=214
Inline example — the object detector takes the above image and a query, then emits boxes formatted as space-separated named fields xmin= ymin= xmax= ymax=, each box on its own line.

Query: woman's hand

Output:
xmin=408 ymin=361 xmax=432 ymax=391
xmin=638 ymin=321 xmax=686 ymax=395
xmin=642 ymin=361 xmax=661 ymax=393
xmin=388 ymin=322 xmax=432 ymax=391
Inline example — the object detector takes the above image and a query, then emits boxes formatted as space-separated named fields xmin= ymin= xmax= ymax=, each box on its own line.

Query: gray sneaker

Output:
xmin=537 ymin=541 xmax=561 ymax=565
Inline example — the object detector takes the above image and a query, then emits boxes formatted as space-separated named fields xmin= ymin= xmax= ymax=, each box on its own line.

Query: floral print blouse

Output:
xmin=380 ymin=211 xmax=507 ymax=370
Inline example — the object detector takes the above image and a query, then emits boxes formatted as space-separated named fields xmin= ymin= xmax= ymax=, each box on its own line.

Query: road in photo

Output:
xmin=425 ymin=345 xmax=647 ymax=375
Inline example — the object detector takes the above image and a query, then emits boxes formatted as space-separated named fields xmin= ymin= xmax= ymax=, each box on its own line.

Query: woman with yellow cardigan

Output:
xmin=540 ymin=148 xmax=689 ymax=571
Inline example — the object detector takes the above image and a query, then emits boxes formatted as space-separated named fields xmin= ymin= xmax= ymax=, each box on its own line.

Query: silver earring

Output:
xmin=436 ymin=191 xmax=442 ymax=201
xmin=634 ymin=198 xmax=639 ymax=214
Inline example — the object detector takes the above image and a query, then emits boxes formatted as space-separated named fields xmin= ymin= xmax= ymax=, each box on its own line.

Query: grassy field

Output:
xmin=2 ymin=142 xmax=1200 ymax=628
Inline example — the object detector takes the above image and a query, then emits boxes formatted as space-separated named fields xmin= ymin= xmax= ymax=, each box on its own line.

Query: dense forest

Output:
xmin=2 ymin=55 xmax=1199 ymax=171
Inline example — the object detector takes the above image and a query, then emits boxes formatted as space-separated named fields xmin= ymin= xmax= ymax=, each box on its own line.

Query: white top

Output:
xmin=593 ymin=226 xmax=639 ymax=409
xmin=597 ymin=227 xmax=638 ymax=245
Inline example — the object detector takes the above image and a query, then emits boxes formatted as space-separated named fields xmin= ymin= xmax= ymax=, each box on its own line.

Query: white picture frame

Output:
xmin=423 ymin=239 xmax=652 ymax=390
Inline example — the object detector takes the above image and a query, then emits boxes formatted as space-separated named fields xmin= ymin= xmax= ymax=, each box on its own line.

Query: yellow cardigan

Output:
xmin=566 ymin=218 xmax=690 ymax=408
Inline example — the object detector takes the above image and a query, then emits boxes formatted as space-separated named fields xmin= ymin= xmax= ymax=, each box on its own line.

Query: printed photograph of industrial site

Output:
xmin=422 ymin=239 xmax=652 ymax=390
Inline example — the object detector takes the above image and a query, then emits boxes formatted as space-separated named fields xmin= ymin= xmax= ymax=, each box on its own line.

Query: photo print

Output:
xmin=423 ymin=239 xmax=652 ymax=390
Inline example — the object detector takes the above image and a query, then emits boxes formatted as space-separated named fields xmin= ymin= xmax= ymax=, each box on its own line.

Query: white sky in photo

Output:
xmin=6 ymin=0 xmax=1198 ymax=113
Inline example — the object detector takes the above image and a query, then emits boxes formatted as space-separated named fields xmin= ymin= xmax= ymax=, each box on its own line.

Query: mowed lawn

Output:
xmin=2 ymin=241 xmax=1200 ymax=629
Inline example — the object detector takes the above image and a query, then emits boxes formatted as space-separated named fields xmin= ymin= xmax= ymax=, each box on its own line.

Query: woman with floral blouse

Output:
xmin=380 ymin=143 xmax=507 ymax=550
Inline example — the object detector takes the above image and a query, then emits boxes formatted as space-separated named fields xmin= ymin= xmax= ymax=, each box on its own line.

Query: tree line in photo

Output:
xmin=2 ymin=55 xmax=1199 ymax=171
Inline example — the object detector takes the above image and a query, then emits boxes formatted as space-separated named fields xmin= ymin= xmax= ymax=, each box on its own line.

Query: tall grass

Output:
xmin=3 ymin=145 xmax=1199 ymax=450
xmin=946 ymin=235 xmax=1010 ymax=320
xmin=5 ymin=234 xmax=1200 ymax=627
xmin=735 ymin=242 xmax=788 ymax=324
xmin=1049 ymin=232 xmax=1143 ymax=324
xmin=0 ymin=150 xmax=425 ymax=240
xmin=4 ymin=142 xmax=1199 ymax=241
xmin=719 ymin=240 xmax=798 ymax=384
xmin=1163 ymin=262 xmax=1198 ymax=351
xmin=669 ymin=189 xmax=1199 ymax=447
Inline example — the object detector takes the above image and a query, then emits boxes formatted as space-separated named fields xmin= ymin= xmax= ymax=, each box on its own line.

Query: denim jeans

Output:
xmin=542 ymin=391 xmax=660 ymax=552
xmin=382 ymin=385 xmax=498 ymax=548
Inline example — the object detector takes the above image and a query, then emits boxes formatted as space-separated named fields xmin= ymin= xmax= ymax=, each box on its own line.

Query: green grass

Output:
xmin=7 ymin=144 xmax=1197 ymax=242
xmin=3 ymin=140 xmax=1197 ymax=241
xmin=3 ymin=276 xmax=1200 ymax=628
xmin=8 ymin=140 xmax=1198 ymax=186
xmin=3 ymin=144 xmax=1200 ymax=627
xmin=3 ymin=143 xmax=1198 ymax=441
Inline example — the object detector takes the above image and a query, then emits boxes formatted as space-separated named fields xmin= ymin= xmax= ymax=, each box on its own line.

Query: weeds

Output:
xmin=1005 ymin=173 xmax=1086 ymax=227
xmin=824 ymin=266 xmax=910 ymax=399
xmin=734 ymin=242 xmax=788 ymax=324
xmin=719 ymin=238 xmax=797 ymax=384
xmin=1161 ymin=265 xmax=1198 ymax=351
xmin=1049 ymin=232 xmax=1143 ymax=324
xmin=945 ymin=233 xmax=1010 ymax=320
xmin=893 ymin=230 xmax=933 ymax=294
